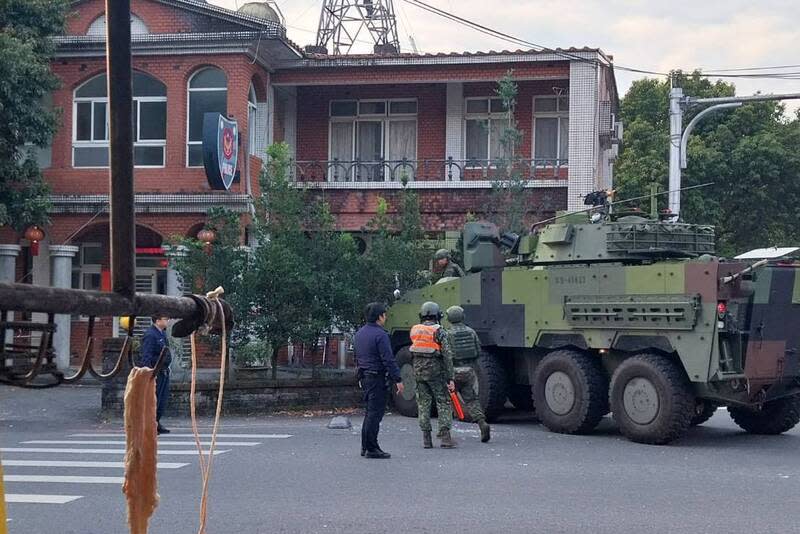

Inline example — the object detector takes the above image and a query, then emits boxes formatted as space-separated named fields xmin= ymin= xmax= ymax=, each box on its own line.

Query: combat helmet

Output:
xmin=446 ymin=305 xmax=465 ymax=324
xmin=433 ymin=249 xmax=450 ymax=261
xmin=419 ymin=301 xmax=442 ymax=321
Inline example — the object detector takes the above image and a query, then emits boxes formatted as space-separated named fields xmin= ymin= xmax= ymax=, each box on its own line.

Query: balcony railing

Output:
xmin=289 ymin=157 xmax=568 ymax=183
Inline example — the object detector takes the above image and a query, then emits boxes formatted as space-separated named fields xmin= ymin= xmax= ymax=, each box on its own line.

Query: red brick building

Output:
xmin=0 ymin=0 xmax=620 ymax=368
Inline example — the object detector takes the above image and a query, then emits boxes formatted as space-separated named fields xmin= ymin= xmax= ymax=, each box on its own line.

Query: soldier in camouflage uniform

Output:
xmin=410 ymin=301 xmax=457 ymax=448
xmin=433 ymin=249 xmax=465 ymax=279
xmin=445 ymin=306 xmax=491 ymax=442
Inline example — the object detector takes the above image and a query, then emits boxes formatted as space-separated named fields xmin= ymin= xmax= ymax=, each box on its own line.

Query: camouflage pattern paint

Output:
xmin=386 ymin=218 xmax=800 ymax=409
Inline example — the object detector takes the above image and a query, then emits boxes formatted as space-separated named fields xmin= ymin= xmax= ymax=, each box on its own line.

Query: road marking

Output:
xmin=23 ymin=440 xmax=261 ymax=447
xmin=4 ymin=475 xmax=125 ymax=485
xmin=1 ymin=460 xmax=188 ymax=469
xmin=4 ymin=494 xmax=82 ymax=504
xmin=0 ymin=448 xmax=228 ymax=456
xmin=71 ymin=433 xmax=292 ymax=439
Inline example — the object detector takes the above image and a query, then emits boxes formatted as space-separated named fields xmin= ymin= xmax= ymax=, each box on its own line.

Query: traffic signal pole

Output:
xmin=668 ymin=89 xmax=800 ymax=218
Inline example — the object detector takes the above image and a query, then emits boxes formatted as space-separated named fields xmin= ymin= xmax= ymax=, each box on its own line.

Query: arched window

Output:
xmin=187 ymin=67 xmax=227 ymax=167
xmin=87 ymin=13 xmax=149 ymax=36
xmin=248 ymin=83 xmax=258 ymax=156
xmin=73 ymin=72 xmax=167 ymax=167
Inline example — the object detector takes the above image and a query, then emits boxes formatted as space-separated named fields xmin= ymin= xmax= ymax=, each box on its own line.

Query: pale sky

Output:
xmin=213 ymin=0 xmax=800 ymax=111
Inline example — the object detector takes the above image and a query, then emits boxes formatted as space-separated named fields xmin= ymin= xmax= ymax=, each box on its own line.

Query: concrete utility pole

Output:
xmin=668 ymin=90 xmax=800 ymax=217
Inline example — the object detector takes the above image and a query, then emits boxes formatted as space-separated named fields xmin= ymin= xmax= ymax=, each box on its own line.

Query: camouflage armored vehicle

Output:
xmin=385 ymin=198 xmax=800 ymax=444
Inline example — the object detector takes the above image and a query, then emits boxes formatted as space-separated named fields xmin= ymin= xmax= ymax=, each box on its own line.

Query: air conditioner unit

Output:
xmin=612 ymin=120 xmax=623 ymax=145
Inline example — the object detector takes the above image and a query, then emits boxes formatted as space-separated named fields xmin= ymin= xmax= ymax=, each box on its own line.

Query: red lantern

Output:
xmin=24 ymin=225 xmax=45 ymax=256
xmin=197 ymin=228 xmax=216 ymax=255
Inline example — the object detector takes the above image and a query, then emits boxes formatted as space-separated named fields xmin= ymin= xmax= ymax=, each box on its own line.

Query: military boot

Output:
xmin=478 ymin=419 xmax=491 ymax=443
xmin=440 ymin=430 xmax=457 ymax=448
xmin=423 ymin=431 xmax=433 ymax=449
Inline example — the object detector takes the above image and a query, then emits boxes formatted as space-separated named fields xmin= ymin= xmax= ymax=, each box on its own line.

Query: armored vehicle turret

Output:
xmin=385 ymin=194 xmax=800 ymax=445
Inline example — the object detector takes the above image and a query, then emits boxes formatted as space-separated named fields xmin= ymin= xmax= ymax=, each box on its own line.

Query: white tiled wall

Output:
xmin=568 ymin=62 xmax=599 ymax=210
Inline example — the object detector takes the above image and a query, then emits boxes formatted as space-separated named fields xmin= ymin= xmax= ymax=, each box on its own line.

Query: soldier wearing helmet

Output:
xmin=433 ymin=249 xmax=465 ymax=280
xmin=445 ymin=305 xmax=491 ymax=443
xmin=410 ymin=301 xmax=457 ymax=448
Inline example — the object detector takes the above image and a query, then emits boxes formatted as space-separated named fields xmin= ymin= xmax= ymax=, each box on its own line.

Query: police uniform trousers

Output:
xmin=155 ymin=368 xmax=170 ymax=423
xmin=361 ymin=372 xmax=387 ymax=452
xmin=413 ymin=355 xmax=452 ymax=433
xmin=454 ymin=360 xmax=485 ymax=423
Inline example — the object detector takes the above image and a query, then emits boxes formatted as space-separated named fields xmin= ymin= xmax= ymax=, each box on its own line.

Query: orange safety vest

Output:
xmin=410 ymin=323 xmax=441 ymax=354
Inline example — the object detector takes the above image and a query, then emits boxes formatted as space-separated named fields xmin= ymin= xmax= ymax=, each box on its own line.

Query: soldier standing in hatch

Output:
xmin=410 ymin=301 xmax=457 ymax=448
xmin=433 ymin=249 xmax=465 ymax=279
xmin=445 ymin=305 xmax=491 ymax=443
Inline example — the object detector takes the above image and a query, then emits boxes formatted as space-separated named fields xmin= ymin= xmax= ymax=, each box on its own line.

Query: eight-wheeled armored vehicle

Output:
xmin=385 ymin=198 xmax=800 ymax=444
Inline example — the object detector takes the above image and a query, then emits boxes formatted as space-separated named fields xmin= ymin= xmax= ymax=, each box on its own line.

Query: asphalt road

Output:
xmin=2 ymin=385 xmax=799 ymax=534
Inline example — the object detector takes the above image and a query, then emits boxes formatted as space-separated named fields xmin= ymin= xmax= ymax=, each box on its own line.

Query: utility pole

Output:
xmin=668 ymin=90 xmax=800 ymax=217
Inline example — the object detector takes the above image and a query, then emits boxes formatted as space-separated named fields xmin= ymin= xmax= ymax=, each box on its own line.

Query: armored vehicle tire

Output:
xmin=391 ymin=346 xmax=419 ymax=418
xmin=509 ymin=384 xmax=535 ymax=412
xmin=691 ymin=400 xmax=717 ymax=426
xmin=532 ymin=350 xmax=608 ymax=434
xmin=477 ymin=351 xmax=509 ymax=422
xmin=609 ymin=354 xmax=694 ymax=445
xmin=727 ymin=396 xmax=800 ymax=435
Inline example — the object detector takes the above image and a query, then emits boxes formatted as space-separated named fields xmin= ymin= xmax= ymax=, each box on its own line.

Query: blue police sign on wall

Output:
xmin=202 ymin=113 xmax=239 ymax=190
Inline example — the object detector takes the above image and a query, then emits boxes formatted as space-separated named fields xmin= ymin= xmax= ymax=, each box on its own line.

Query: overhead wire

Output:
xmin=400 ymin=0 xmax=800 ymax=82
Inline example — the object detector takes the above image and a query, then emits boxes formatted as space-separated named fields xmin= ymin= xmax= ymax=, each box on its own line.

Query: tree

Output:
xmin=360 ymin=185 xmax=430 ymax=301
xmin=0 ymin=0 xmax=68 ymax=229
xmin=615 ymin=71 xmax=800 ymax=256
xmin=169 ymin=207 xmax=250 ymax=356
xmin=243 ymin=143 xmax=365 ymax=377
xmin=483 ymin=71 xmax=538 ymax=235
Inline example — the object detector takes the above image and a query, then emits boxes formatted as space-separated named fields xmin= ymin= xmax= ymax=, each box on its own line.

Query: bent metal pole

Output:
xmin=0 ymin=283 xmax=201 ymax=320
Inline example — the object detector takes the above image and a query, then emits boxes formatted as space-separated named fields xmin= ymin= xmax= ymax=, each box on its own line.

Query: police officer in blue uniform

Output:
xmin=354 ymin=302 xmax=404 ymax=459
xmin=140 ymin=315 xmax=173 ymax=435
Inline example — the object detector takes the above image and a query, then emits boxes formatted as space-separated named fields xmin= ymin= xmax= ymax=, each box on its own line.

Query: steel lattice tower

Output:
xmin=311 ymin=0 xmax=400 ymax=55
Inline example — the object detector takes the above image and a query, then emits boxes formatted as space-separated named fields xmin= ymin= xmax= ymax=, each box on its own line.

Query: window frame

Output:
xmin=532 ymin=95 xmax=570 ymax=166
xmin=72 ymin=73 xmax=167 ymax=169
xmin=71 ymin=243 xmax=103 ymax=321
xmin=248 ymin=84 xmax=258 ymax=157
xmin=186 ymin=67 xmax=228 ymax=168
xmin=327 ymin=98 xmax=418 ymax=182
xmin=463 ymin=96 xmax=509 ymax=166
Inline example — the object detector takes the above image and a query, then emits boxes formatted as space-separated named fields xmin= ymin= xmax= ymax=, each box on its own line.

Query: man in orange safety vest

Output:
xmin=410 ymin=301 xmax=457 ymax=449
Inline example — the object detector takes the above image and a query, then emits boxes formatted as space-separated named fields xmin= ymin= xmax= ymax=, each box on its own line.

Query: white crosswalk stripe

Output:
xmin=4 ymin=475 xmax=125 ymax=485
xmin=1 ymin=447 xmax=228 ymax=455
xmin=71 ymin=433 xmax=292 ymax=439
xmin=2 ymin=460 xmax=188 ymax=469
xmin=23 ymin=440 xmax=261 ymax=447
xmin=5 ymin=494 xmax=82 ymax=504
xmin=3 ymin=430 xmax=283 ymax=510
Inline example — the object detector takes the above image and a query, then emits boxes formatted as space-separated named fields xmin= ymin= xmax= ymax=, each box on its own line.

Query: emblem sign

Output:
xmin=202 ymin=113 xmax=239 ymax=190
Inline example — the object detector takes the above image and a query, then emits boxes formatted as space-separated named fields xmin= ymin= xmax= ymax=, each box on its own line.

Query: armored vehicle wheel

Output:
xmin=609 ymin=354 xmax=694 ymax=445
xmin=727 ymin=396 xmax=800 ymax=435
xmin=509 ymin=384 xmax=535 ymax=412
xmin=391 ymin=346 xmax=418 ymax=418
xmin=691 ymin=400 xmax=717 ymax=426
xmin=477 ymin=350 xmax=509 ymax=422
xmin=532 ymin=350 xmax=608 ymax=434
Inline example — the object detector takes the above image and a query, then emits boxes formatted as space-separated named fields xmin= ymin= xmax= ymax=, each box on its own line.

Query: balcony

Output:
xmin=289 ymin=157 xmax=568 ymax=183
